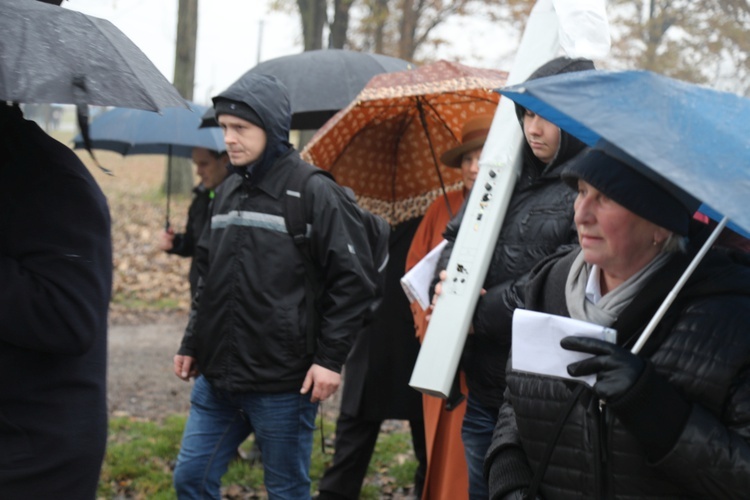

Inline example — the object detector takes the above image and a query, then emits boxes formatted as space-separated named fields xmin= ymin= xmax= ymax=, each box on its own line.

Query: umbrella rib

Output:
xmin=416 ymin=96 xmax=453 ymax=219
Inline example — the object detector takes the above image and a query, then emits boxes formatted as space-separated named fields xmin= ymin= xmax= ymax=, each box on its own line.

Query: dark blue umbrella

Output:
xmin=497 ymin=69 xmax=750 ymax=234
xmin=496 ymin=69 xmax=750 ymax=353
xmin=73 ymin=102 xmax=224 ymax=158
xmin=73 ymin=102 xmax=225 ymax=229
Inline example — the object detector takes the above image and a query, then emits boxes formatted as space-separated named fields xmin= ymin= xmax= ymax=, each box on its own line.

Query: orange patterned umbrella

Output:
xmin=301 ymin=60 xmax=507 ymax=225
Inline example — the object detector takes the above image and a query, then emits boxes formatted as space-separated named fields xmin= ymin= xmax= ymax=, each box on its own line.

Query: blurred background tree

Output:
xmin=166 ymin=0 xmax=199 ymax=196
xmin=270 ymin=0 xmax=749 ymax=96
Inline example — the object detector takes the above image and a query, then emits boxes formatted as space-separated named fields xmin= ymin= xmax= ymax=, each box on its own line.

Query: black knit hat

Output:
xmin=213 ymin=98 xmax=264 ymax=130
xmin=562 ymin=149 xmax=691 ymax=236
xmin=515 ymin=57 xmax=595 ymax=123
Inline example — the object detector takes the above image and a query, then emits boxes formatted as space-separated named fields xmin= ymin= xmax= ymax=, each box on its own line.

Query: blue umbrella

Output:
xmin=73 ymin=102 xmax=226 ymax=229
xmin=496 ymin=69 xmax=750 ymax=235
xmin=496 ymin=70 xmax=750 ymax=353
xmin=73 ymin=102 xmax=224 ymax=158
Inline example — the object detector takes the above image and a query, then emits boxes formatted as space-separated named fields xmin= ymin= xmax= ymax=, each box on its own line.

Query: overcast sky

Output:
xmin=64 ymin=0 xmax=508 ymax=105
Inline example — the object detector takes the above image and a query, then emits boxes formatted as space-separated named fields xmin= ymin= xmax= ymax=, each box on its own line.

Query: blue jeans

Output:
xmin=173 ymin=376 xmax=318 ymax=499
xmin=461 ymin=393 xmax=498 ymax=500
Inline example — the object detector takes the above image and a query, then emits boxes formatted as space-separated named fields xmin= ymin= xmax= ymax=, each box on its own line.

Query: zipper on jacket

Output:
xmin=597 ymin=398 xmax=609 ymax=499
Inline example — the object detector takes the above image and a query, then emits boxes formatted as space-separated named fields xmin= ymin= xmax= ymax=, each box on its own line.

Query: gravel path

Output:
xmin=107 ymin=312 xmax=342 ymax=422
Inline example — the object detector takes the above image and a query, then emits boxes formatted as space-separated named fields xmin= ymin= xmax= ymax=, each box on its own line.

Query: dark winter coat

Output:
xmin=438 ymin=58 xmax=592 ymax=408
xmin=0 ymin=105 xmax=112 ymax=498
xmin=167 ymin=184 xmax=211 ymax=296
xmin=179 ymin=75 xmax=376 ymax=393
xmin=486 ymin=247 xmax=750 ymax=499
xmin=340 ymin=217 xmax=423 ymax=421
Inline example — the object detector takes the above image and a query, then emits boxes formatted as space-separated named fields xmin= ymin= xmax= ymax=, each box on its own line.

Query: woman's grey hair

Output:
xmin=662 ymin=233 xmax=687 ymax=253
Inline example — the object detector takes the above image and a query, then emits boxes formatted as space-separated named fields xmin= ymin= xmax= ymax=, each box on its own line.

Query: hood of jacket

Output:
xmin=515 ymin=57 xmax=595 ymax=178
xmin=213 ymin=73 xmax=292 ymax=184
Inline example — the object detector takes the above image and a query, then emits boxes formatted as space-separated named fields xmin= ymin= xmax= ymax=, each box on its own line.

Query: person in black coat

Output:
xmin=435 ymin=56 xmax=594 ymax=499
xmin=0 ymin=103 xmax=112 ymax=498
xmin=317 ymin=217 xmax=427 ymax=500
xmin=158 ymin=147 xmax=229 ymax=297
xmin=486 ymin=148 xmax=750 ymax=499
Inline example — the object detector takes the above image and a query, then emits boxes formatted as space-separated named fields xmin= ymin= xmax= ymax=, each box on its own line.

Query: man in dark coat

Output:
xmin=158 ymin=147 xmax=229 ymax=297
xmin=172 ymin=73 xmax=377 ymax=499
xmin=435 ymin=57 xmax=594 ymax=498
xmin=317 ymin=217 xmax=427 ymax=500
xmin=0 ymin=102 xmax=112 ymax=498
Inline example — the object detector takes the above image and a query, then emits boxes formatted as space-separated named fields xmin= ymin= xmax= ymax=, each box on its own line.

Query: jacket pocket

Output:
xmin=278 ymin=304 xmax=305 ymax=358
xmin=0 ymin=410 xmax=34 ymax=468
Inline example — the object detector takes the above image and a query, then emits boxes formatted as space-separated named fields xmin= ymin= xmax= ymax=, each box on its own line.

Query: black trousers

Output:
xmin=317 ymin=412 xmax=427 ymax=499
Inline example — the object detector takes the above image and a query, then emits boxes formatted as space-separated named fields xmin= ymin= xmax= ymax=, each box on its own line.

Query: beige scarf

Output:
xmin=565 ymin=250 xmax=671 ymax=326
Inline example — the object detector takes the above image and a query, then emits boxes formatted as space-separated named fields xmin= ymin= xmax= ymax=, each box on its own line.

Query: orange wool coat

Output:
xmin=405 ymin=189 xmax=469 ymax=500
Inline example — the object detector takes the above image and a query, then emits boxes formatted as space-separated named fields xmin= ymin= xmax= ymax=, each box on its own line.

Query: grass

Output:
xmin=99 ymin=415 xmax=417 ymax=499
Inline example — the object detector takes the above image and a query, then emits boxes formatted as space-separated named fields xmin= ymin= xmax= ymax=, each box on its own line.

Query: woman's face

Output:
xmin=523 ymin=109 xmax=560 ymax=164
xmin=460 ymin=147 xmax=482 ymax=190
xmin=574 ymin=180 xmax=670 ymax=284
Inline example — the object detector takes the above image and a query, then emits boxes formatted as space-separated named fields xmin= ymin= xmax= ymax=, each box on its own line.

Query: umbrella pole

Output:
xmin=631 ymin=216 xmax=729 ymax=354
xmin=165 ymin=145 xmax=172 ymax=230
xmin=416 ymin=98 xmax=454 ymax=219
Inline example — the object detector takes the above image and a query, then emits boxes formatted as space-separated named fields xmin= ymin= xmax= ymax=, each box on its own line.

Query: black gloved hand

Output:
xmin=561 ymin=336 xmax=644 ymax=402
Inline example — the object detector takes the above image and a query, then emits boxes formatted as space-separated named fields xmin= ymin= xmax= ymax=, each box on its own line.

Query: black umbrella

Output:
xmin=0 ymin=0 xmax=186 ymax=111
xmin=202 ymin=49 xmax=414 ymax=130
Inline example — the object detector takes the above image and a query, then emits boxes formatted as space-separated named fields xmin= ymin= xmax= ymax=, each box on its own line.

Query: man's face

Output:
xmin=191 ymin=148 xmax=229 ymax=190
xmin=523 ymin=109 xmax=561 ymax=164
xmin=218 ymin=114 xmax=267 ymax=166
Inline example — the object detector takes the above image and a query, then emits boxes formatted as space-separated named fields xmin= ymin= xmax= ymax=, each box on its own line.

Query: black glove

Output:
xmin=561 ymin=335 xmax=692 ymax=462
xmin=561 ymin=336 xmax=644 ymax=402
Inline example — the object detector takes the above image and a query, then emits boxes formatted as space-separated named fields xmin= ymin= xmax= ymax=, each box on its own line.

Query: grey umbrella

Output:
xmin=202 ymin=49 xmax=414 ymax=130
xmin=0 ymin=0 xmax=186 ymax=111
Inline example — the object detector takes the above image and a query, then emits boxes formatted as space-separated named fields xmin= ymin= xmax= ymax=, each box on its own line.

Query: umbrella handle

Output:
xmin=165 ymin=148 xmax=172 ymax=230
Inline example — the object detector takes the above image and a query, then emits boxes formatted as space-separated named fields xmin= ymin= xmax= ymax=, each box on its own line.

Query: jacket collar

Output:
xmin=224 ymin=148 xmax=298 ymax=201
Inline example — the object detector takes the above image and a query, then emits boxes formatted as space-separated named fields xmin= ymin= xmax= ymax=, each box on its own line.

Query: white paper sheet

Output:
xmin=512 ymin=309 xmax=617 ymax=386
xmin=400 ymin=239 xmax=448 ymax=311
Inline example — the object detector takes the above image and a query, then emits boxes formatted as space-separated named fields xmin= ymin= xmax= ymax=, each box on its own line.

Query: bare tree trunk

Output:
xmin=330 ymin=0 xmax=354 ymax=49
xmin=398 ymin=0 xmax=418 ymax=60
xmin=372 ymin=0 xmax=389 ymax=53
xmin=165 ymin=0 xmax=199 ymax=197
xmin=297 ymin=0 xmax=327 ymax=50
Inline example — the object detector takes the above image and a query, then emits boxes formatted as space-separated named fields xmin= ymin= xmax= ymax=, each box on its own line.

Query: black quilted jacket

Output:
xmin=486 ymin=248 xmax=750 ymax=499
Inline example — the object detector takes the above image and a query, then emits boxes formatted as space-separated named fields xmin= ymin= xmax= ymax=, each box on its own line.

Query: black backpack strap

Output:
xmin=283 ymin=162 xmax=334 ymax=354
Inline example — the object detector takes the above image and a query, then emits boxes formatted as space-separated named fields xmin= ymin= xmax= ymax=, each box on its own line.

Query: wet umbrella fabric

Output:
xmin=497 ymin=69 xmax=750 ymax=234
xmin=72 ymin=102 xmax=225 ymax=158
xmin=496 ymin=69 xmax=750 ymax=353
xmin=301 ymin=60 xmax=507 ymax=225
xmin=0 ymin=0 xmax=186 ymax=111
xmin=204 ymin=49 xmax=414 ymax=130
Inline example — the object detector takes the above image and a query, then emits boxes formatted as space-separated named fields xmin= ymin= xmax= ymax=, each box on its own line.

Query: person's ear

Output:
xmin=653 ymin=227 xmax=672 ymax=247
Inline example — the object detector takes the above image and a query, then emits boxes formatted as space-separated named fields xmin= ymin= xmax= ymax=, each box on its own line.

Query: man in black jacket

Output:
xmin=172 ymin=73 xmax=377 ymax=499
xmin=0 ymin=102 xmax=112 ymax=498
xmin=435 ymin=57 xmax=594 ymax=499
xmin=158 ymin=147 xmax=229 ymax=297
